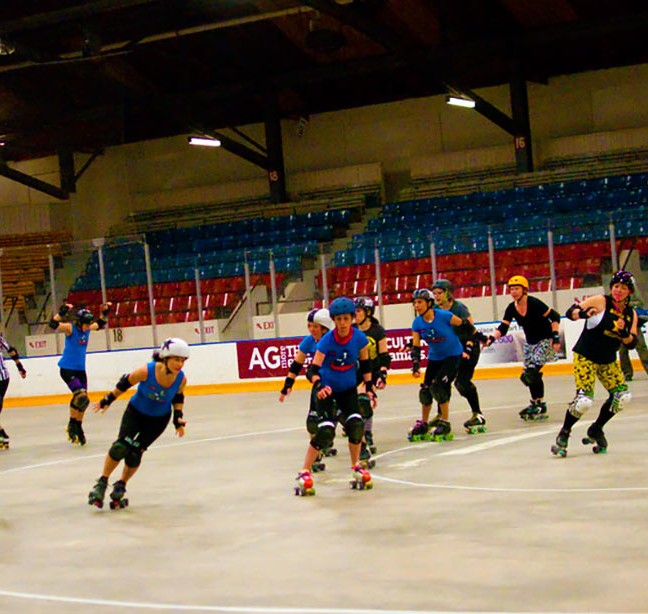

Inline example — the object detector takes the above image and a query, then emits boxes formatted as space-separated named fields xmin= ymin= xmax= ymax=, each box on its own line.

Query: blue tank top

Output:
xmin=317 ymin=327 xmax=368 ymax=392
xmin=131 ymin=362 xmax=185 ymax=417
xmin=58 ymin=325 xmax=91 ymax=371
xmin=412 ymin=309 xmax=463 ymax=360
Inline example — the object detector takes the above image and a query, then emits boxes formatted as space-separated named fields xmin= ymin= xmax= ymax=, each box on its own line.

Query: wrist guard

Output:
xmin=102 ymin=304 xmax=111 ymax=317
xmin=566 ymin=303 xmax=589 ymax=319
xmin=377 ymin=369 xmax=388 ymax=385
xmin=173 ymin=409 xmax=184 ymax=429
xmin=58 ymin=304 xmax=70 ymax=317
xmin=410 ymin=345 xmax=421 ymax=362
xmin=617 ymin=327 xmax=630 ymax=339
xmin=281 ymin=377 xmax=295 ymax=395
xmin=96 ymin=317 xmax=107 ymax=330
xmin=313 ymin=380 xmax=323 ymax=394
xmin=412 ymin=361 xmax=420 ymax=374
xmin=552 ymin=332 xmax=560 ymax=344
xmin=463 ymin=342 xmax=474 ymax=357
xmin=365 ymin=379 xmax=374 ymax=395
xmin=16 ymin=362 xmax=26 ymax=376
xmin=49 ymin=318 xmax=60 ymax=330
xmin=474 ymin=331 xmax=488 ymax=343
xmin=626 ymin=333 xmax=638 ymax=350
xmin=487 ymin=335 xmax=496 ymax=346
xmin=497 ymin=322 xmax=509 ymax=337
xmin=359 ymin=358 xmax=372 ymax=376
xmin=100 ymin=392 xmax=116 ymax=409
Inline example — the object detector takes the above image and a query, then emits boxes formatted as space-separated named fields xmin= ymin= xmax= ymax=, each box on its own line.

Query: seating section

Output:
xmin=325 ymin=171 xmax=648 ymax=303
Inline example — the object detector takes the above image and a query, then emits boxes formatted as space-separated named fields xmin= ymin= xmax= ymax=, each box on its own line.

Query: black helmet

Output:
xmin=412 ymin=288 xmax=433 ymax=303
xmin=76 ymin=309 xmax=94 ymax=325
xmin=431 ymin=279 xmax=454 ymax=296
xmin=610 ymin=270 xmax=635 ymax=293
xmin=354 ymin=296 xmax=375 ymax=317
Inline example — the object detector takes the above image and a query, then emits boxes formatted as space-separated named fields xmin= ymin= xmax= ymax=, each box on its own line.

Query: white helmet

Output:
xmin=313 ymin=308 xmax=334 ymax=331
xmin=159 ymin=337 xmax=190 ymax=359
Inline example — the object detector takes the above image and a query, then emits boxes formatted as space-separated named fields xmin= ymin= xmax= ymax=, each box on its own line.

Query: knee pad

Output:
xmin=431 ymin=380 xmax=451 ymax=405
xmin=357 ymin=393 xmax=373 ymax=420
xmin=70 ymin=389 xmax=90 ymax=412
xmin=310 ymin=421 xmax=336 ymax=451
xmin=454 ymin=377 xmax=475 ymax=399
xmin=125 ymin=446 xmax=143 ymax=468
xmin=306 ymin=409 xmax=319 ymax=435
xmin=520 ymin=367 xmax=542 ymax=387
xmin=419 ymin=384 xmax=432 ymax=406
xmin=344 ymin=413 xmax=365 ymax=444
xmin=568 ymin=390 xmax=594 ymax=418
xmin=108 ymin=439 xmax=130 ymax=461
xmin=610 ymin=385 xmax=631 ymax=413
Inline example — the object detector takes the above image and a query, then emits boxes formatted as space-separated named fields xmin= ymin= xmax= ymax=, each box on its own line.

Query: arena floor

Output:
xmin=1 ymin=373 xmax=647 ymax=614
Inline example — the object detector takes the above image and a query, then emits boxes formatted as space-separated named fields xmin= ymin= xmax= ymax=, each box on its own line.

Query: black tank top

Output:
xmin=573 ymin=295 xmax=635 ymax=364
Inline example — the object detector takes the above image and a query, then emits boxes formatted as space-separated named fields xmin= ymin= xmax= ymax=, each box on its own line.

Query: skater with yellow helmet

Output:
xmin=484 ymin=275 xmax=561 ymax=421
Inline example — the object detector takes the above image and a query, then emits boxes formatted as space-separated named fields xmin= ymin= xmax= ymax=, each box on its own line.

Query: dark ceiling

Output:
xmin=1 ymin=0 xmax=647 ymax=163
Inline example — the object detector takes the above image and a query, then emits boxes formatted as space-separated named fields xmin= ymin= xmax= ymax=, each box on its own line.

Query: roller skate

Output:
xmin=350 ymin=464 xmax=373 ymax=490
xmin=519 ymin=400 xmax=548 ymax=422
xmin=359 ymin=442 xmax=376 ymax=469
xmin=109 ymin=480 xmax=129 ymax=509
xmin=0 ymin=428 xmax=9 ymax=450
xmin=294 ymin=470 xmax=315 ymax=496
xmin=463 ymin=412 xmax=487 ymax=435
xmin=550 ymin=428 xmax=570 ymax=457
xmin=365 ymin=430 xmax=377 ymax=454
xmin=66 ymin=418 xmax=80 ymax=444
xmin=88 ymin=476 xmax=108 ymax=508
xmin=428 ymin=412 xmax=442 ymax=429
xmin=431 ymin=419 xmax=454 ymax=442
xmin=407 ymin=419 xmax=430 ymax=442
xmin=311 ymin=452 xmax=326 ymax=473
xmin=582 ymin=424 xmax=608 ymax=454
xmin=75 ymin=421 xmax=87 ymax=446
xmin=322 ymin=445 xmax=337 ymax=457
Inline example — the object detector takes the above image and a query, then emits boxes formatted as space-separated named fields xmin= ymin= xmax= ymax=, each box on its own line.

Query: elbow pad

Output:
xmin=378 ymin=351 xmax=391 ymax=369
xmin=116 ymin=373 xmax=133 ymax=392
xmin=497 ymin=323 xmax=509 ymax=337
xmin=95 ymin=317 xmax=107 ymax=330
xmin=172 ymin=392 xmax=185 ymax=405
xmin=547 ymin=309 xmax=561 ymax=323
xmin=626 ymin=334 xmax=638 ymax=350
xmin=288 ymin=360 xmax=303 ymax=376
xmin=359 ymin=359 xmax=372 ymax=376
xmin=460 ymin=318 xmax=476 ymax=336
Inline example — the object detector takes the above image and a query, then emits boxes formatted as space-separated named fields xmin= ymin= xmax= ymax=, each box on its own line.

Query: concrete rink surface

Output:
xmin=1 ymin=374 xmax=647 ymax=614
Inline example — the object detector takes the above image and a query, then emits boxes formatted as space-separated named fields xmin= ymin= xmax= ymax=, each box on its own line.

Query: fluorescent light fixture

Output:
xmin=445 ymin=94 xmax=476 ymax=108
xmin=188 ymin=136 xmax=221 ymax=147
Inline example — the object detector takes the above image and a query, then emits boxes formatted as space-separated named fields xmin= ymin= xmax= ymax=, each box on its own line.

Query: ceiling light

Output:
xmin=0 ymin=38 xmax=16 ymax=56
xmin=445 ymin=93 xmax=476 ymax=108
xmin=188 ymin=136 xmax=221 ymax=147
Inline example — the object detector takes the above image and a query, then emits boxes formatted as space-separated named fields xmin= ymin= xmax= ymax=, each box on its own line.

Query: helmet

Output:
xmin=307 ymin=309 xmax=318 ymax=323
xmin=431 ymin=279 xmax=454 ymax=296
xmin=354 ymin=296 xmax=375 ymax=316
xmin=507 ymin=275 xmax=529 ymax=290
xmin=610 ymin=270 xmax=635 ymax=293
xmin=75 ymin=309 xmax=94 ymax=325
xmin=312 ymin=308 xmax=334 ymax=330
xmin=412 ymin=288 xmax=433 ymax=302
xmin=329 ymin=297 xmax=356 ymax=317
xmin=159 ymin=337 xmax=191 ymax=359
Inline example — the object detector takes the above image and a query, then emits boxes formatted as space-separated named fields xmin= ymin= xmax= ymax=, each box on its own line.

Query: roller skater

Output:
xmin=299 ymin=297 xmax=376 ymax=494
xmin=551 ymin=271 xmax=638 ymax=458
xmin=88 ymin=338 xmax=189 ymax=508
xmin=550 ymin=428 xmax=570 ymax=457
xmin=350 ymin=464 xmax=373 ymax=490
xmin=463 ymin=412 xmax=487 ymax=435
xmin=294 ymin=470 xmax=315 ymax=496
xmin=88 ymin=476 xmax=108 ymax=508
xmin=279 ymin=308 xmax=335 ymax=472
xmin=409 ymin=288 xmax=474 ymax=443
xmin=354 ymin=297 xmax=391 ymax=461
xmin=432 ymin=280 xmax=487 ymax=434
xmin=109 ymin=480 xmax=129 ymax=509
xmin=50 ymin=301 xmax=111 ymax=445
xmin=0 ymin=332 xmax=27 ymax=450
xmin=483 ymin=275 xmax=561 ymax=422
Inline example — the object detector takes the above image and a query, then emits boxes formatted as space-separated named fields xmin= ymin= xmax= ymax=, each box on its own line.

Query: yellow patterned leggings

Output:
xmin=573 ymin=353 xmax=625 ymax=395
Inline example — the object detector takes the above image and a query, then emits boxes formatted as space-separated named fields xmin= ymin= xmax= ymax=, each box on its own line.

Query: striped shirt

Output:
xmin=0 ymin=335 xmax=12 ymax=381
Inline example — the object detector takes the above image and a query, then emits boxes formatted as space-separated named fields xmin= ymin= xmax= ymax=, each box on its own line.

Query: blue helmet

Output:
xmin=329 ymin=297 xmax=356 ymax=317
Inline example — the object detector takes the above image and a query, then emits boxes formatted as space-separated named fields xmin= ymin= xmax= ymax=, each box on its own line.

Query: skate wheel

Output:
xmin=350 ymin=481 xmax=357 ymax=489
xmin=582 ymin=437 xmax=591 ymax=445
xmin=121 ymin=499 xmax=129 ymax=508
xmin=328 ymin=449 xmax=337 ymax=457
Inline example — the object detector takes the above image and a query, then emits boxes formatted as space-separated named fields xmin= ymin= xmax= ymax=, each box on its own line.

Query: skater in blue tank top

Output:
xmin=49 ymin=301 xmax=111 ymax=445
xmin=87 ymin=338 xmax=189 ymax=509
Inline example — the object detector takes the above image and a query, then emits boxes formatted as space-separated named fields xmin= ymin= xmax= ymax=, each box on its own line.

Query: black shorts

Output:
xmin=0 ymin=379 xmax=9 ymax=410
xmin=118 ymin=403 xmax=172 ymax=451
xmin=315 ymin=386 xmax=361 ymax=426
xmin=59 ymin=368 xmax=88 ymax=393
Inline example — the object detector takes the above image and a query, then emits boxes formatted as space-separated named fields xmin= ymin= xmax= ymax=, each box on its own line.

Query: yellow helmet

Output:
xmin=508 ymin=275 xmax=529 ymax=290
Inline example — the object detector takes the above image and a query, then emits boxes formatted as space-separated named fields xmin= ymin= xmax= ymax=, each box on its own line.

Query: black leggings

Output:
xmin=0 ymin=379 xmax=9 ymax=413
